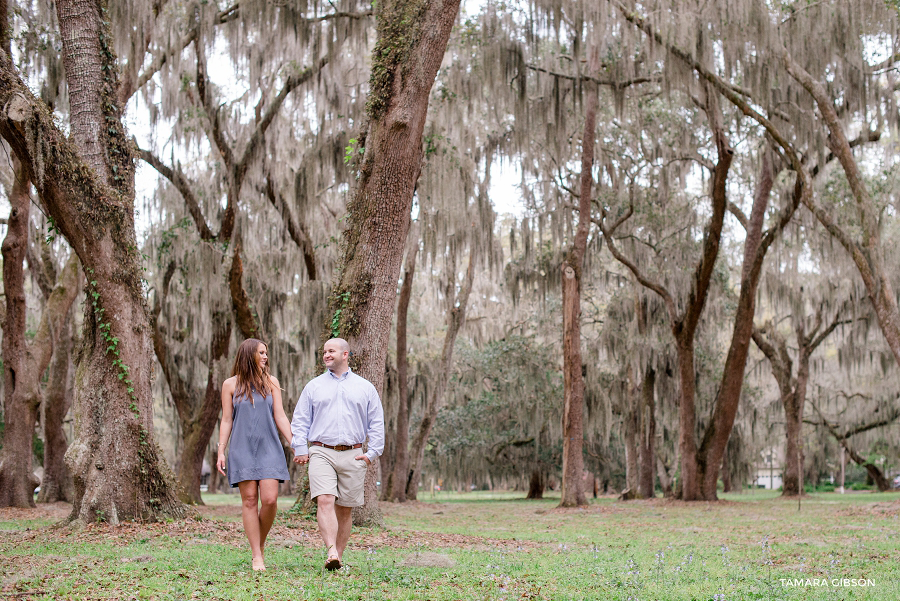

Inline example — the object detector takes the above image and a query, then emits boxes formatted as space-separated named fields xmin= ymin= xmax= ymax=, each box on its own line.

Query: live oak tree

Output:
xmin=327 ymin=0 xmax=462 ymax=525
xmin=0 ymin=0 xmax=184 ymax=522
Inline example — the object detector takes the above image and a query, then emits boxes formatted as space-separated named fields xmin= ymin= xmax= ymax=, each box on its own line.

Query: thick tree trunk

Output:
xmin=326 ymin=0 xmax=460 ymax=525
xmin=782 ymin=392 xmax=804 ymax=496
xmin=673 ymin=338 xmax=700 ymax=500
xmin=559 ymin=44 xmax=598 ymax=508
xmin=526 ymin=469 xmax=544 ymax=499
xmin=676 ymin=88 xmax=733 ymax=502
xmin=37 ymin=298 xmax=77 ymax=503
xmin=406 ymin=248 xmax=476 ymax=501
xmin=390 ymin=229 xmax=418 ymax=502
xmin=622 ymin=368 xmax=640 ymax=496
xmin=0 ymin=158 xmax=36 ymax=508
xmin=637 ymin=367 xmax=656 ymax=499
xmin=1 ymin=248 xmax=80 ymax=508
xmin=0 ymin=1 xmax=184 ymax=522
xmin=697 ymin=153 xmax=779 ymax=499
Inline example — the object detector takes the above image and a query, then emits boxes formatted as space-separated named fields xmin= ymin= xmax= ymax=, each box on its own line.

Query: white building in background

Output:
xmin=752 ymin=448 xmax=783 ymax=490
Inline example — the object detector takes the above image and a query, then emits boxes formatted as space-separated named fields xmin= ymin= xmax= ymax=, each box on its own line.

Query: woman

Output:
xmin=216 ymin=339 xmax=292 ymax=571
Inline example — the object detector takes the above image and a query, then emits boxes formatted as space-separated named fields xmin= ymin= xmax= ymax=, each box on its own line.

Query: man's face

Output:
xmin=323 ymin=342 xmax=348 ymax=371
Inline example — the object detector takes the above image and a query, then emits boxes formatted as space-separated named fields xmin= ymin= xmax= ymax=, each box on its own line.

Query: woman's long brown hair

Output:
xmin=231 ymin=338 xmax=271 ymax=404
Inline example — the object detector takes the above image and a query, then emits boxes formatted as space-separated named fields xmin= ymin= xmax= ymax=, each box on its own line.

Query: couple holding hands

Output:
xmin=215 ymin=337 xmax=384 ymax=572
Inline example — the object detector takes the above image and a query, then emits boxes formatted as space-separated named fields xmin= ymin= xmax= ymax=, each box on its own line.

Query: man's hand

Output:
xmin=355 ymin=454 xmax=371 ymax=465
xmin=294 ymin=454 xmax=309 ymax=465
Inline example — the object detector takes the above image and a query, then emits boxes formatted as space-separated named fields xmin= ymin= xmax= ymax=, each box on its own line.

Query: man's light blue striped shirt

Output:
xmin=290 ymin=368 xmax=385 ymax=462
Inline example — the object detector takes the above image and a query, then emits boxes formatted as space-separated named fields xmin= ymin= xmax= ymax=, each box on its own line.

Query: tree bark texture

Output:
xmin=0 ymin=158 xmax=36 ymax=508
xmin=637 ymin=367 xmax=656 ymax=499
xmin=37 ymin=285 xmax=78 ymax=504
xmin=527 ymin=470 xmax=544 ymax=499
xmin=0 ymin=163 xmax=81 ymax=509
xmin=326 ymin=0 xmax=460 ymax=524
xmin=0 ymin=0 xmax=184 ymax=522
xmin=389 ymin=227 xmax=419 ymax=502
xmin=559 ymin=44 xmax=599 ymax=508
xmin=0 ymin=242 xmax=80 ymax=509
xmin=696 ymin=152 xmax=782 ymax=499
xmin=622 ymin=368 xmax=640 ymax=496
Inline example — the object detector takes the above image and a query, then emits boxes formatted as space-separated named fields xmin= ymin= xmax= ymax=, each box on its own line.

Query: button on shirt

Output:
xmin=290 ymin=368 xmax=385 ymax=462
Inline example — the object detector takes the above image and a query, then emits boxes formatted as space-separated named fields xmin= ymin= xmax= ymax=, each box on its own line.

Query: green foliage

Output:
xmin=45 ymin=216 xmax=60 ymax=244
xmin=32 ymin=433 xmax=44 ymax=465
xmin=428 ymin=336 xmax=563 ymax=484
xmin=85 ymin=268 xmax=136 ymax=406
xmin=366 ymin=0 xmax=429 ymax=121
xmin=330 ymin=290 xmax=352 ymax=339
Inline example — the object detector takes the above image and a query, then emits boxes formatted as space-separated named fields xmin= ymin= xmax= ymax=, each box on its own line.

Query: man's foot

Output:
xmin=325 ymin=544 xmax=341 ymax=571
xmin=252 ymin=557 xmax=266 ymax=572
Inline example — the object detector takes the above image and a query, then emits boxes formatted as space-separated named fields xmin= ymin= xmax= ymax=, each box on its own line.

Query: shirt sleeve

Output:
xmin=364 ymin=383 xmax=385 ymax=461
xmin=291 ymin=382 xmax=313 ymax=456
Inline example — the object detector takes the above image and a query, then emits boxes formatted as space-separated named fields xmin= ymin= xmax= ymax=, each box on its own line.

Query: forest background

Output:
xmin=1 ymin=0 xmax=900 ymax=528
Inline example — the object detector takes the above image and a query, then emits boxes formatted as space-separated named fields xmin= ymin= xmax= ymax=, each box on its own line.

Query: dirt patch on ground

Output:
xmin=1 ymin=502 xmax=546 ymax=554
xmin=835 ymin=500 xmax=900 ymax=517
xmin=0 ymin=502 xmax=72 ymax=525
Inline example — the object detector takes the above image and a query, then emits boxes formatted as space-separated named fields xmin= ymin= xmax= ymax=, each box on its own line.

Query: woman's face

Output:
xmin=256 ymin=343 xmax=268 ymax=368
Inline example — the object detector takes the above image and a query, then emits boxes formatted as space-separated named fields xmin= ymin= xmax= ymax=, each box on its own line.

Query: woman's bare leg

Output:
xmin=257 ymin=479 xmax=280 ymax=558
xmin=238 ymin=481 xmax=264 ymax=565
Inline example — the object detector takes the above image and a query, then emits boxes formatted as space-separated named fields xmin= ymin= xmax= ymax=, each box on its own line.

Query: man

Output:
xmin=291 ymin=337 xmax=384 ymax=571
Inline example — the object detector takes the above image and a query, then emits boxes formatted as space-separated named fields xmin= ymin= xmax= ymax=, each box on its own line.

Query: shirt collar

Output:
xmin=327 ymin=367 xmax=352 ymax=380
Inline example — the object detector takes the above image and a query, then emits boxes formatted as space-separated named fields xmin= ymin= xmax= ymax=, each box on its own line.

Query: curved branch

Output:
xmin=526 ymin=63 xmax=660 ymax=89
xmin=264 ymin=175 xmax=317 ymax=280
xmin=236 ymin=56 xmax=330 ymax=179
xmin=136 ymin=145 xmax=216 ymax=240
xmin=599 ymin=205 xmax=678 ymax=322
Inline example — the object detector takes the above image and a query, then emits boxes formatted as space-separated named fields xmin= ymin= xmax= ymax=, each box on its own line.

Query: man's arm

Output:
xmin=363 ymin=384 xmax=385 ymax=462
xmin=290 ymin=382 xmax=313 ymax=458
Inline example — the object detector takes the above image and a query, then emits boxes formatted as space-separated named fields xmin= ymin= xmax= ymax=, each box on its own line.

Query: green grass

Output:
xmin=1 ymin=490 xmax=898 ymax=600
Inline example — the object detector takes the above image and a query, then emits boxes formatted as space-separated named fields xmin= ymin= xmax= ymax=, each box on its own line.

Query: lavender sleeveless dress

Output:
xmin=226 ymin=388 xmax=290 ymax=487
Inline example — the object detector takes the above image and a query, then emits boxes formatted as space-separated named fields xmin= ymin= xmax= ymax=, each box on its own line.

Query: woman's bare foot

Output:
xmin=252 ymin=557 xmax=266 ymax=572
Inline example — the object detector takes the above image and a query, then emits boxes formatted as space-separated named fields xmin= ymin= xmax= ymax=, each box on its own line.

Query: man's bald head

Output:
xmin=325 ymin=338 xmax=350 ymax=353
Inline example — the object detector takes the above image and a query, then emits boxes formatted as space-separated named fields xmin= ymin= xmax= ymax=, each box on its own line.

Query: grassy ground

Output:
xmin=1 ymin=489 xmax=897 ymax=600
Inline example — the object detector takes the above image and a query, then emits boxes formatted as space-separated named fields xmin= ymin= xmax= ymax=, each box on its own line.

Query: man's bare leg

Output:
xmin=334 ymin=504 xmax=353 ymax=560
xmin=316 ymin=494 xmax=340 ymax=563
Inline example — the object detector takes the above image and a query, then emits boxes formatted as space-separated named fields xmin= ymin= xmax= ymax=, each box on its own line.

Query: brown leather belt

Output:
xmin=310 ymin=441 xmax=362 ymax=452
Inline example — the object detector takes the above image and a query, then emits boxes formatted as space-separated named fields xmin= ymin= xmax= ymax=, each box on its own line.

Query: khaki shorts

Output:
xmin=308 ymin=446 xmax=368 ymax=507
